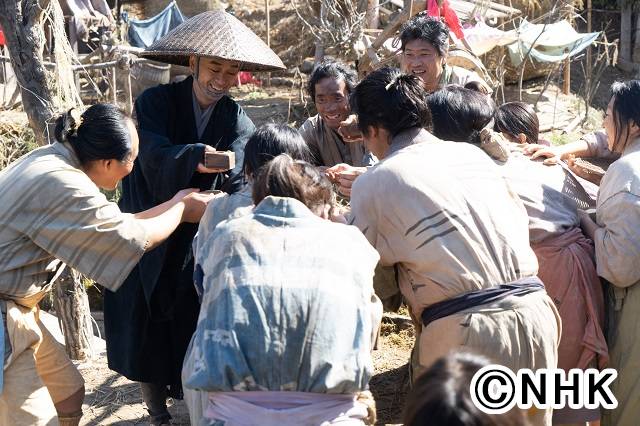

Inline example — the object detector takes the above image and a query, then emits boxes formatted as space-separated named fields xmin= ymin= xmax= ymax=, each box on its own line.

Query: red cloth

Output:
xmin=238 ymin=71 xmax=261 ymax=86
xmin=0 ymin=29 xmax=5 ymax=46
xmin=532 ymin=227 xmax=608 ymax=371
xmin=426 ymin=0 xmax=465 ymax=40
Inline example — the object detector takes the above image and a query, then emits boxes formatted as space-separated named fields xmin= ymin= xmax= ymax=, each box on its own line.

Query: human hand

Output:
xmin=329 ymin=204 xmax=349 ymax=224
xmin=171 ymin=188 xmax=200 ymax=204
xmin=337 ymin=114 xmax=363 ymax=143
xmin=566 ymin=156 xmax=604 ymax=185
xmin=523 ymin=144 xmax=563 ymax=165
xmin=325 ymin=164 xmax=367 ymax=197
xmin=180 ymin=191 xmax=223 ymax=223
xmin=325 ymin=163 xmax=351 ymax=183
xmin=197 ymin=145 xmax=230 ymax=174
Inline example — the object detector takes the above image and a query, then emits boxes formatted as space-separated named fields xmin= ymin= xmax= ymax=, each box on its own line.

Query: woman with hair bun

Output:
xmin=184 ymin=154 xmax=381 ymax=425
xmin=0 ymin=104 xmax=216 ymax=426
xmin=349 ymin=68 xmax=559 ymax=426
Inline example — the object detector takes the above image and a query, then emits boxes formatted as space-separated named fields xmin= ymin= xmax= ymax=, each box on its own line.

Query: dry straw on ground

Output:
xmin=0 ymin=120 xmax=36 ymax=170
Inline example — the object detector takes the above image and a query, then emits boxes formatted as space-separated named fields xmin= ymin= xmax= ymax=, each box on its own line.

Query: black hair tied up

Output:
xmin=55 ymin=108 xmax=83 ymax=144
xmin=54 ymin=103 xmax=133 ymax=166
xmin=351 ymin=67 xmax=431 ymax=137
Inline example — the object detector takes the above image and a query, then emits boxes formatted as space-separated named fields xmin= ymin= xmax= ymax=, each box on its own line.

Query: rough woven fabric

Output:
xmin=202 ymin=391 xmax=372 ymax=425
xmin=298 ymin=114 xmax=371 ymax=167
xmin=350 ymin=129 xmax=560 ymax=425
xmin=438 ymin=64 xmax=489 ymax=91
xmin=183 ymin=196 xmax=380 ymax=396
xmin=0 ymin=142 xmax=147 ymax=304
xmin=533 ymin=228 xmax=605 ymax=424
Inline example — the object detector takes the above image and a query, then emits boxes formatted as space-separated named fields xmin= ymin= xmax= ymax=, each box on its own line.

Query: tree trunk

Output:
xmin=0 ymin=0 xmax=56 ymax=145
xmin=365 ymin=0 xmax=379 ymax=30
xmin=52 ymin=268 xmax=94 ymax=361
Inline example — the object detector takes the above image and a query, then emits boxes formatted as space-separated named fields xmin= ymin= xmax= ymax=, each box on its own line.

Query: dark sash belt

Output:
xmin=421 ymin=276 xmax=545 ymax=327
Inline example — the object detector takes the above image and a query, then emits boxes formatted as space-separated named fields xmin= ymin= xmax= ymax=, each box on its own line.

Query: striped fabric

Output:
xmin=0 ymin=142 xmax=148 ymax=307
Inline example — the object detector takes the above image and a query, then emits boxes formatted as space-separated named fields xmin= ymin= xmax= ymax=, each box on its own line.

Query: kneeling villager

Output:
xmin=102 ymin=10 xmax=285 ymax=425
xmin=183 ymin=155 xmax=382 ymax=426
xmin=428 ymin=85 xmax=607 ymax=425
xmin=0 ymin=104 xmax=215 ymax=425
xmin=349 ymin=68 xmax=560 ymax=426
xmin=185 ymin=124 xmax=312 ymax=425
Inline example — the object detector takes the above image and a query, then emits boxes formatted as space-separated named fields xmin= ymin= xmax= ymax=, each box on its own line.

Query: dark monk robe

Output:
xmin=104 ymin=76 xmax=254 ymax=397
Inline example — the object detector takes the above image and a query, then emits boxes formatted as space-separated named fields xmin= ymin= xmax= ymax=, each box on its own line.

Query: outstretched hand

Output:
xmin=523 ymin=144 xmax=563 ymax=165
xmin=325 ymin=163 xmax=367 ymax=197
xmin=180 ymin=190 xmax=224 ymax=223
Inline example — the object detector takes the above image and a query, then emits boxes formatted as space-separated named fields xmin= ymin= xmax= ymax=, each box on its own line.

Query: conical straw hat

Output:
xmin=141 ymin=9 xmax=285 ymax=72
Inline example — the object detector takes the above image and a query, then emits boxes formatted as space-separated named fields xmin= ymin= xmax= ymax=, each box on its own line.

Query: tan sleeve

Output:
xmin=25 ymin=170 xmax=148 ymax=291
xmin=594 ymin=191 xmax=640 ymax=287
xmin=582 ymin=130 xmax=619 ymax=160
xmin=299 ymin=117 xmax=323 ymax=166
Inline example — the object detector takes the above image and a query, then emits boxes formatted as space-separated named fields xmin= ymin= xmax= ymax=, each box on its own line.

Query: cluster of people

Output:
xmin=0 ymin=9 xmax=638 ymax=426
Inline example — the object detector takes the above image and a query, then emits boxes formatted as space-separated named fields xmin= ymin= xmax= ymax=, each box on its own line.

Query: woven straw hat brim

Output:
xmin=141 ymin=10 xmax=285 ymax=72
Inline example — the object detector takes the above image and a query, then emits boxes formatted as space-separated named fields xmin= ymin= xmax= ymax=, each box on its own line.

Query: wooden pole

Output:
xmin=586 ymin=0 xmax=592 ymax=83
xmin=620 ymin=3 xmax=632 ymax=63
xmin=111 ymin=65 xmax=117 ymax=103
xmin=563 ymin=8 xmax=573 ymax=95
xmin=314 ymin=1 xmax=327 ymax=65
xmin=265 ymin=0 xmax=271 ymax=86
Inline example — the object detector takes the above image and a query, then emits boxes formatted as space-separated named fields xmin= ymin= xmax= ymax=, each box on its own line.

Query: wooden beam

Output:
xmin=620 ymin=3 xmax=632 ymax=62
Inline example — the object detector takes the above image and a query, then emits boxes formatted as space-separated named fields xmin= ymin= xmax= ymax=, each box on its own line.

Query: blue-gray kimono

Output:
xmin=183 ymin=196 xmax=380 ymax=395
xmin=104 ymin=76 xmax=254 ymax=397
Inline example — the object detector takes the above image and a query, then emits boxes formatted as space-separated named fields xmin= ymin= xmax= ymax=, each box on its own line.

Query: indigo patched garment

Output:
xmin=183 ymin=196 xmax=380 ymax=399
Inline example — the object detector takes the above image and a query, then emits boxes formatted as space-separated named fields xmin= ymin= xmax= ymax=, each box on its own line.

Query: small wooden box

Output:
xmin=204 ymin=151 xmax=235 ymax=170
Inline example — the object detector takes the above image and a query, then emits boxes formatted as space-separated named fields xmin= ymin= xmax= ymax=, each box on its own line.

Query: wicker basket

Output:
xmin=130 ymin=60 xmax=171 ymax=97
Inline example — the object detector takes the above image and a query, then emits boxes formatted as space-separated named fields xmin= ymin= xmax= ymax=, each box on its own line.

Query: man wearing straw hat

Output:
xmin=103 ymin=9 xmax=285 ymax=425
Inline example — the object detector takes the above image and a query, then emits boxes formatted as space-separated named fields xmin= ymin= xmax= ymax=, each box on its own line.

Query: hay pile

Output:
xmin=0 ymin=114 xmax=36 ymax=170
xmin=236 ymin=2 xmax=313 ymax=69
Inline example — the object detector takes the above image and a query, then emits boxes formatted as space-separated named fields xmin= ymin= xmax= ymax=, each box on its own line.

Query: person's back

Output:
xmin=501 ymin=148 xmax=582 ymax=243
xmin=353 ymin=139 xmax=538 ymax=309
xmin=184 ymin=156 xmax=381 ymax=425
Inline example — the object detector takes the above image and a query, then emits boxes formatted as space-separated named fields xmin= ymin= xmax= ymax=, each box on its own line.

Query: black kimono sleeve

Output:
xmin=134 ymin=85 xmax=206 ymax=203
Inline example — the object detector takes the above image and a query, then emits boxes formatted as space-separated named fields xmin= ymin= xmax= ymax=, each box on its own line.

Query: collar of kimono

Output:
xmin=253 ymin=196 xmax=318 ymax=220
xmin=387 ymin=127 xmax=437 ymax=157
xmin=52 ymin=141 xmax=82 ymax=169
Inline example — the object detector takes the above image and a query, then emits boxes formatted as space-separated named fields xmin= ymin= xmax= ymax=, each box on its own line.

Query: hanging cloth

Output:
xmin=426 ymin=0 xmax=465 ymax=40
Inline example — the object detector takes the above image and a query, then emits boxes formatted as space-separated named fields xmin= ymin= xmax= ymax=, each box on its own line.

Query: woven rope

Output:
xmin=141 ymin=10 xmax=285 ymax=72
